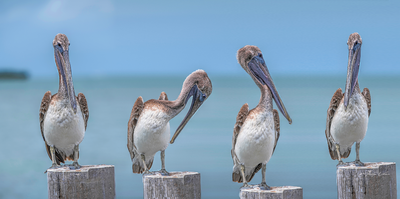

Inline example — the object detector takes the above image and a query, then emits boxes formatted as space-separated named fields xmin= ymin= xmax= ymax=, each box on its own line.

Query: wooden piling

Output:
xmin=143 ymin=171 xmax=201 ymax=199
xmin=239 ymin=186 xmax=303 ymax=199
xmin=336 ymin=162 xmax=396 ymax=199
xmin=47 ymin=165 xmax=115 ymax=199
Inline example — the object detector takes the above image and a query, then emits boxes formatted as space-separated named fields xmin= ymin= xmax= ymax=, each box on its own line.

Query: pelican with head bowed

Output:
xmin=231 ymin=45 xmax=292 ymax=189
xmin=40 ymin=33 xmax=89 ymax=170
xmin=127 ymin=70 xmax=212 ymax=175
xmin=325 ymin=33 xmax=371 ymax=166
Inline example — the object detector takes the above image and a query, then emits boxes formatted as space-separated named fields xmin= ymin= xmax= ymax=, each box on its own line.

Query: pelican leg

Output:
xmin=49 ymin=146 xmax=60 ymax=168
xmin=353 ymin=142 xmax=365 ymax=166
xmin=71 ymin=145 xmax=81 ymax=169
xmin=159 ymin=150 xmax=169 ymax=176
xmin=335 ymin=144 xmax=345 ymax=166
xmin=240 ymin=164 xmax=251 ymax=189
xmin=141 ymin=154 xmax=151 ymax=175
xmin=260 ymin=163 xmax=271 ymax=190
xmin=45 ymin=146 xmax=61 ymax=173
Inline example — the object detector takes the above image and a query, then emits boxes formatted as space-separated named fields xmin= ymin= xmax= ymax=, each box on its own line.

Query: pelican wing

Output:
xmin=272 ymin=109 xmax=280 ymax=154
xmin=232 ymin=103 xmax=262 ymax=183
xmin=325 ymin=88 xmax=346 ymax=160
xmin=231 ymin=103 xmax=249 ymax=164
xmin=39 ymin=92 xmax=65 ymax=164
xmin=40 ymin=91 xmax=51 ymax=142
xmin=127 ymin=96 xmax=144 ymax=161
xmin=362 ymin=88 xmax=371 ymax=117
xmin=77 ymin=93 xmax=89 ymax=130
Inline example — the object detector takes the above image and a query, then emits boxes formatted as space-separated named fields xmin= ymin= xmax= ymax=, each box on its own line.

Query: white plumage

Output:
xmin=134 ymin=108 xmax=171 ymax=162
xmin=331 ymin=91 xmax=369 ymax=154
xmin=235 ymin=111 xmax=275 ymax=175
xmin=43 ymin=99 xmax=85 ymax=156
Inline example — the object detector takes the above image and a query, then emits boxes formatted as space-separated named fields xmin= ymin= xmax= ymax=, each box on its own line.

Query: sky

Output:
xmin=0 ymin=0 xmax=399 ymax=78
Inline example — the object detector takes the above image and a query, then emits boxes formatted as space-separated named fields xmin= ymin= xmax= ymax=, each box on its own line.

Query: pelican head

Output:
xmin=53 ymin=33 xmax=77 ymax=113
xmin=170 ymin=70 xmax=212 ymax=144
xmin=344 ymin=32 xmax=362 ymax=108
xmin=237 ymin=45 xmax=292 ymax=124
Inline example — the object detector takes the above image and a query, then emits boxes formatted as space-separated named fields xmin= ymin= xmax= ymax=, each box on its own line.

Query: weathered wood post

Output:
xmin=239 ymin=186 xmax=303 ymax=199
xmin=336 ymin=162 xmax=397 ymax=199
xmin=143 ymin=171 xmax=201 ymax=199
xmin=47 ymin=165 xmax=115 ymax=199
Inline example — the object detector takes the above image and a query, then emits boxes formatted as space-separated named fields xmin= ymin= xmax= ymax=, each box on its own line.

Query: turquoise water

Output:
xmin=0 ymin=75 xmax=399 ymax=198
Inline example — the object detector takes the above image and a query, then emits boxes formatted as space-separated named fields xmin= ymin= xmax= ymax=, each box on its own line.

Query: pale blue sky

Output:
xmin=1 ymin=0 xmax=399 ymax=77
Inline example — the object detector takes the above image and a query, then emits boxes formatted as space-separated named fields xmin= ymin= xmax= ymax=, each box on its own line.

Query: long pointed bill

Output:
xmin=344 ymin=43 xmax=361 ymax=108
xmin=55 ymin=47 xmax=77 ymax=113
xmin=170 ymin=85 xmax=205 ymax=144
xmin=248 ymin=55 xmax=292 ymax=124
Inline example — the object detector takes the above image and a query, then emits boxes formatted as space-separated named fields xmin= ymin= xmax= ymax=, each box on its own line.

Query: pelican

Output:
xmin=127 ymin=70 xmax=212 ymax=175
xmin=325 ymin=32 xmax=371 ymax=166
xmin=232 ymin=45 xmax=292 ymax=189
xmin=39 ymin=34 xmax=89 ymax=170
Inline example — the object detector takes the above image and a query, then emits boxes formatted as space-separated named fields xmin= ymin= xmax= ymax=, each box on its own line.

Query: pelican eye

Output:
xmin=353 ymin=41 xmax=360 ymax=51
xmin=55 ymin=42 xmax=64 ymax=53
xmin=199 ymin=93 xmax=206 ymax=102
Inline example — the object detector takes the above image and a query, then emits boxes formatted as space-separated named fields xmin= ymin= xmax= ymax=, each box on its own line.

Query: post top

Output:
xmin=46 ymin=164 xmax=114 ymax=173
xmin=337 ymin=162 xmax=396 ymax=169
xmin=143 ymin=171 xmax=200 ymax=179
xmin=241 ymin=186 xmax=302 ymax=193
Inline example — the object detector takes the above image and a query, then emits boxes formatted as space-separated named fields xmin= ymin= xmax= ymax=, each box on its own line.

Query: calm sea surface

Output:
xmin=0 ymin=75 xmax=399 ymax=199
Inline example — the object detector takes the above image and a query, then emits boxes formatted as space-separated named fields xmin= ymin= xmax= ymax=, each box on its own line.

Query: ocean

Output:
xmin=0 ymin=75 xmax=398 ymax=198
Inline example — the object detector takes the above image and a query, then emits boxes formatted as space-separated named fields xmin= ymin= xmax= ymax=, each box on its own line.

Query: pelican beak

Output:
xmin=55 ymin=46 xmax=77 ymax=113
xmin=170 ymin=85 xmax=207 ymax=144
xmin=344 ymin=42 xmax=361 ymax=108
xmin=248 ymin=54 xmax=292 ymax=124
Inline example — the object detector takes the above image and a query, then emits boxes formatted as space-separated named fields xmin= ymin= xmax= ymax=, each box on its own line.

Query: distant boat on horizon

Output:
xmin=0 ymin=69 xmax=29 ymax=80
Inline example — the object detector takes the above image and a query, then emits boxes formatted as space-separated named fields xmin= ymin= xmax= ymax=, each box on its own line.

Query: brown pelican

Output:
xmin=127 ymin=70 xmax=212 ymax=175
xmin=39 ymin=34 xmax=89 ymax=170
xmin=232 ymin=46 xmax=292 ymax=189
xmin=325 ymin=32 xmax=371 ymax=166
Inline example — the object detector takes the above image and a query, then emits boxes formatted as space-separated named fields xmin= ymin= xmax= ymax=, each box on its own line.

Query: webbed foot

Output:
xmin=259 ymin=182 xmax=271 ymax=190
xmin=142 ymin=170 xmax=154 ymax=175
xmin=68 ymin=162 xmax=81 ymax=170
xmin=45 ymin=163 xmax=61 ymax=173
xmin=351 ymin=160 xmax=365 ymax=166
xmin=240 ymin=182 xmax=252 ymax=189
xmin=158 ymin=169 xmax=169 ymax=176
xmin=337 ymin=160 xmax=347 ymax=167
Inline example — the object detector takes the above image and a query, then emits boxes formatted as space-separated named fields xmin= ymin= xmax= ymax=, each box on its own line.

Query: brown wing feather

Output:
xmin=362 ymin=88 xmax=371 ymax=117
xmin=77 ymin=93 xmax=89 ymax=130
xmin=39 ymin=92 xmax=65 ymax=164
xmin=272 ymin=109 xmax=280 ymax=154
xmin=232 ymin=103 xmax=249 ymax=183
xmin=158 ymin=92 xmax=168 ymax=101
xmin=325 ymin=88 xmax=344 ymax=160
xmin=232 ymin=103 xmax=249 ymax=161
xmin=127 ymin=96 xmax=144 ymax=161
